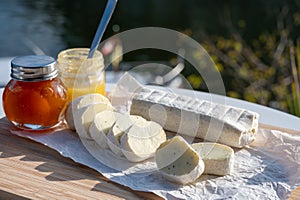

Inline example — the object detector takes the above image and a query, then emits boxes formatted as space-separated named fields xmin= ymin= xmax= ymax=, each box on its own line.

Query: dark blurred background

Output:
xmin=0 ymin=0 xmax=300 ymax=116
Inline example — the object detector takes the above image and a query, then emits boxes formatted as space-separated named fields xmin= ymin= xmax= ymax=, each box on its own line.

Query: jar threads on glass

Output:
xmin=57 ymin=48 xmax=106 ymax=102
xmin=2 ymin=55 xmax=68 ymax=130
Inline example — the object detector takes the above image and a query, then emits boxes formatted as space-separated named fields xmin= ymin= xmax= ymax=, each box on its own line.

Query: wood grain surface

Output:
xmin=0 ymin=117 xmax=299 ymax=199
xmin=0 ymin=118 xmax=161 ymax=200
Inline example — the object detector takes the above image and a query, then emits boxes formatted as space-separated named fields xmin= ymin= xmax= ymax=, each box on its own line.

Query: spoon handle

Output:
xmin=88 ymin=0 xmax=118 ymax=58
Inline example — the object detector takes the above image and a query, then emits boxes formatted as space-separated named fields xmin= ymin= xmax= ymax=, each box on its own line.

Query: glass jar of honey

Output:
xmin=2 ymin=55 xmax=68 ymax=130
xmin=57 ymin=48 xmax=106 ymax=102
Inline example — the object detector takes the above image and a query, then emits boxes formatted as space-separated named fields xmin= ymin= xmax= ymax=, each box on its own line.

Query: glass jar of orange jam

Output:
xmin=57 ymin=48 xmax=106 ymax=102
xmin=2 ymin=55 xmax=68 ymax=130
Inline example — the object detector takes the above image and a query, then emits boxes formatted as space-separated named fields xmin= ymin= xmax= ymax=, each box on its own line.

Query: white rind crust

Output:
xmin=121 ymin=121 xmax=166 ymax=162
xmin=89 ymin=121 xmax=107 ymax=147
xmin=107 ymin=130 xmax=123 ymax=156
xmin=74 ymin=103 xmax=113 ymax=139
xmin=192 ymin=142 xmax=234 ymax=176
xmin=155 ymin=136 xmax=205 ymax=185
xmin=66 ymin=93 xmax=111 ymax=130
xmin=107 ymin=115 xmax=147 ymax=156
xmin=130 ymin=89 xmax=259 ymax=148
xmin=89 ymin=111 xmax=122 ymax=148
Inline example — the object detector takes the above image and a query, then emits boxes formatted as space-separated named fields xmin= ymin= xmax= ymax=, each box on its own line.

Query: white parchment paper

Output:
xmin=11 ymin=127 xmax=300 ymax=200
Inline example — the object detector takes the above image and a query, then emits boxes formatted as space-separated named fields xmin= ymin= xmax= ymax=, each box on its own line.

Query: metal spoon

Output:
xmin=150 ymin=63 xmax=185 ymax=86
xmin=88 ymin=0 xmax=118 ymax=58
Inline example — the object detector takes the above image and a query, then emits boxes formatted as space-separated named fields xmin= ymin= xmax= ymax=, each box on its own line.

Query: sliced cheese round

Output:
xmin=192 ymin=142 xmax=234 ymax=176
xmin=74 ymin=103 xmax=113 ymax=139
xmin=155 ymin=136 xmax=204 ymax=185
xmin=66 ymin=93 xmax=111 ymax=130
xmin=107 ymin=115 xmax=146 ymax=156
xmin=121 ymin=121 xmax=166 ymax=162
xmin=89 ymin=110 xmax=122 ymax=148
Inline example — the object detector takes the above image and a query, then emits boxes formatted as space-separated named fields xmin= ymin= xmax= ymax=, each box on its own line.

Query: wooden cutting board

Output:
xmin=0 ymin=117 xmax=299 ymax=200
xmin=0 ymin=118 xmax=161 ymax=200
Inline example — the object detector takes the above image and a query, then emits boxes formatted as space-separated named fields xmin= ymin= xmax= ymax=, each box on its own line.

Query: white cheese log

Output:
xmin=74 ymin=103 xmax=113 ymax=139
xmin=192 ymin=142 xmax=234 ymax=176
xmin=107 ymin=115 xmax=146 ymax=156
xmin=89 ymin=110 xmax=122 ymax=148
xmin=155 ymin=136 xmax=204 ymax=185
xmin=130 ymin=89 xmax=259 ymax=148
xmin=121 ymin=121 xmax=166 ymax=162
xmin=66 ymin=93 xmax=112 ymax=130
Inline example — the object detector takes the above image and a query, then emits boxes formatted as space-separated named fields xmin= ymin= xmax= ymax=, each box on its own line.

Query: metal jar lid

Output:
xmin=11 ymin=55 xmax=58 ymax=81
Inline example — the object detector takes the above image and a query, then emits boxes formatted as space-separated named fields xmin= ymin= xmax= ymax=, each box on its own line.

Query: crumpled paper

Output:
xmin=11 ymin=127 xmax=300 ymax=200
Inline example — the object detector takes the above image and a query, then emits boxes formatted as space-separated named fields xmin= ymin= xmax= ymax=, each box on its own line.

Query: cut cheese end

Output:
xmin=121 ymin=121 xmax=166 ymax=162
xmin=66 ymin=93 xmax=112 ymax=130
xmin=74 ymin=103 xmax=113 ymax=139
xmin=76 ymin=93 xmax=111 ymax=108
xmin=155 ymin=136 xmax=204 ymax=185
xmin=192 ymin=142 xmax=234 ymax=176
xmin=107 ymin=115 xmax=147 ymax=156
xmin=130 ymin=88 xmax=259 ymax=148
xmin=89 ymin=110 xmax=122 ymax=148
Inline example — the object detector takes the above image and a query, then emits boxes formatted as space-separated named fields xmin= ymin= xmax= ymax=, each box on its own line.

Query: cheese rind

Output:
xmin=121 ymin=121 xmax=166 ymax=162
xmin=155 ymin=136 xmax=204 ymax=185
xmin=74 ymin=103 xmax=113 ymax=139
xmin=89 ymin=110 xmax=122 ymax=148
xmin=107 ymin=115 xmax=146 ymax=156
xmin=192 ymin=142 xmax=234 ymax=176
xmin=66 ymin=93 xmax=111 ymax=130
xmin=130 ymin=89 xmax=259 ymax=148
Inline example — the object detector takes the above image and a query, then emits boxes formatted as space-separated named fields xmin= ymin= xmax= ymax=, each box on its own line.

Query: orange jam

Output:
xmin=2 ymin=55 xmax=68 ymax=130
xmin=3 ymin=79 xmax=67 ymax=129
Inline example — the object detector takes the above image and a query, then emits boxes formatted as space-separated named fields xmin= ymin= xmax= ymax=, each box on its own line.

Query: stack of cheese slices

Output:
xmin=65 ymin=93 xmax=167 ymax=163
xmin=66 ymin=87 xmax=259 ymax=185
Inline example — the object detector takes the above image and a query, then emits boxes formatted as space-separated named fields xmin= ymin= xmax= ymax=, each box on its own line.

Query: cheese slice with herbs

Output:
xmin=130 ymin=88 xmax=259 ymax=148
xmin=155 ymin=136 xmax=204 ymax=185
xmin=121 ymin=121 xmax=166 ymax=162
xmin=89 ymin=110 xmax=122 ymax=148
xmin=107 ymin=115 xmax=147 ymax=156
xmin=66 ymin=93 xmax=112 ymax=130
xmin=192 ymin=142 xmax=234 ymax=176
xmin=74 ymin=103 xmax=113 ymax=139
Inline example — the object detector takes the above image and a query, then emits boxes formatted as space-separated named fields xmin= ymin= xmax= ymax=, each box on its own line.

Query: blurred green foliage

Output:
xmin=185 ymin=0 xmax=300 ymax=116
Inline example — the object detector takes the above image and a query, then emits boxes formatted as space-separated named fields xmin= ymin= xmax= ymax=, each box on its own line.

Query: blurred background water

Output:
xmin=1 ymin=0 xmax=300 ymax=116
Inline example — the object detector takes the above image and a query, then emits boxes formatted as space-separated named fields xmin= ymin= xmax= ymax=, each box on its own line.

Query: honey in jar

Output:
xmin=57 ymin=48 xmax=106 ymax=102
xmin=2 ymin=55 xmax=68 ymax=130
